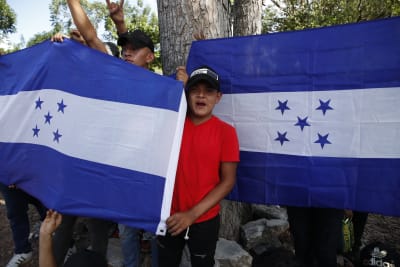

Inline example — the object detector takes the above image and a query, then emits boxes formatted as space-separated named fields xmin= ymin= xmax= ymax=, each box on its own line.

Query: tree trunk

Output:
xmin=156 ymin=0 xmax=230 ymax=75
xmin=233 ymin=0 xmax=263 ymax=36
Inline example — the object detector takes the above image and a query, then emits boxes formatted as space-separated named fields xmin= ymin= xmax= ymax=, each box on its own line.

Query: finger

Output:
xmin=119 ymin=0 xmax=124 ymax=7
xmin=105 ymin=0 xmax=111 ymax=7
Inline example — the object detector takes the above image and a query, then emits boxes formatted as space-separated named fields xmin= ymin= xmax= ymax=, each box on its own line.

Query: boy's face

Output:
xmin=187 ymin=81 xmax=222 ymax=124
xmin=121 ymin=43 xmax=154 ymax=69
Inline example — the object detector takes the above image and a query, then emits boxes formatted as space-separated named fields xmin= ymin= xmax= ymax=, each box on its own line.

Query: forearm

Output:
xmin=115 ymin=20 xmax=127 ymax=35
xmin=67 ymin=0 xmax=106 ymax=52
xmin=189 ymin=178 xmax=235 ymax=220
xmin=39 ymin=234 xmax=57 ymax=267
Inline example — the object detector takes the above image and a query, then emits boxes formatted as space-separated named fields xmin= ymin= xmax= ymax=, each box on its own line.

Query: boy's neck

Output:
xmin=188 ymin=113 xmax=213 ymax=125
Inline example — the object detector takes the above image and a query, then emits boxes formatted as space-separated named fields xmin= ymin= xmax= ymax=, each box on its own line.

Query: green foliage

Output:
xmin=262 ymin=0 xmax=400 ymax=33
xmin=26 ymin=31 xmax=55 ymax=48
xmin=0 ymin=0 xmax=17 ymax=37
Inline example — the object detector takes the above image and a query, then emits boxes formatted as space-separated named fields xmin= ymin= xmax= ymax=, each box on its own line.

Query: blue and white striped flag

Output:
xmin=187 ymin=17 xmax=400 ymax=216
xmin=0 ymin=40 xmax=186 ymax=234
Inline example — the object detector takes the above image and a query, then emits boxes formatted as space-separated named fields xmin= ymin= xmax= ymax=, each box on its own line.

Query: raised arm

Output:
xmin=66 ymin=0 xmax=107 ymax=53
xmin=106 ymin=0 xmax=127 ymax=34
xmin=166 ymin=162 xmax=237 ymax=236
xmin=39 ymin=210 xmax=62 ymax=267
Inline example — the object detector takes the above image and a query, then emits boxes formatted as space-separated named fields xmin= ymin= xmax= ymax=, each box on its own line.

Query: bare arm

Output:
xmin=166 ymin=162 xmax=237 ymax=236
xmin=66 ymin=0 xmax=107 ymax=53
xmin=176 ymin=66 xmax=189 ymax=86
xmin=39 ymin=210 xmax=62 ymax=267
xmin=106 ymin=0 xmax=127 ymax=34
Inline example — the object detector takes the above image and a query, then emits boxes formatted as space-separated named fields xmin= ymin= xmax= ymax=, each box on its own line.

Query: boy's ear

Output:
xmin=146 ymin=51 xmax=155 ymax=64
xmin=216 ymin=91 xmax=223 ymax=103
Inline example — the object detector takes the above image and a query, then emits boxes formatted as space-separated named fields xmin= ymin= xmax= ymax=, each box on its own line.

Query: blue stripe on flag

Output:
xmin=0 ymin=40 xmax=183 ymax=112
xmin=228 ymin=151 xmax=400 ymax=216
xmin=188 ymin=17 xmax=400 ymax=94
xmin=0 ymin=142 xmax=165 ymax=233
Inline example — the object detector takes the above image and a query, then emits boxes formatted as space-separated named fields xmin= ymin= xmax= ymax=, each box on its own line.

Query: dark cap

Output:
xmin=186 ymin=66 xmax=220 ymax=91
xmin=117 ymin=30 xmax=154 ymax=52
xmin=104 ymin=42 xmax=120 ymax=58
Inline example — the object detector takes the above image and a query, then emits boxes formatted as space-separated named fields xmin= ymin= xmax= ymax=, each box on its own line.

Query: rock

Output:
xmin=251 ymin=204 xmax=288 ymax=221
xmin=215 ymin=238 xmax=253 ymax=267
xmin=240 ymin=218 xmax=289 ymax=251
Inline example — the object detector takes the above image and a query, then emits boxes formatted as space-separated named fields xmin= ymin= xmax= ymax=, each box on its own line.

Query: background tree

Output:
xmin=262 ymin=0 xmax=400 ymax=33
xmin=156 ymin=0 xmax=231 ymax=75
xmin=0 ymin=0 xmax=16 ymax=37
xmin=0 ymin=0 xmax=17 ymax=51
xmin=233 ymin=0 xmax=262 ymax=36
xmin=26 ymin=31 xmax=55 ymax=48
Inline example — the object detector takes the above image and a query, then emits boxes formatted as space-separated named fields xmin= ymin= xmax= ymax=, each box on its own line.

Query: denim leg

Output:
xmin=151 ymin=234 xmax=159 ymax=267
xmin=118 ymin=224 xmax=140 ymax=267
xmin=0 ymin=184 xmax=32 ymax=254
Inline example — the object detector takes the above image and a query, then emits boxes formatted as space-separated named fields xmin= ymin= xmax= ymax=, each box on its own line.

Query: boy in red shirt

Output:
xmin=158 ymin=66 xmax=240 ymax=267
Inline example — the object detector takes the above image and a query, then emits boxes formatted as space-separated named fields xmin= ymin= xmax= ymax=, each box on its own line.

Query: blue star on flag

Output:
xmin=314 ymin=133 xmax=331 ymax=149
xmin=53 ymin=129 xmax=62 ymax=143
xmin=294 ymin=116 xmax=311 ymax=131
xmin=57 ymin=99 xmax=67 ymax=113
xmin=35 ymin=97 xmax=44 ymax=109
xmin=275 ymin=131 xmax=290 ymax=146
xmin=32 ymin=125 xmax=40 ymax=137
xmin=44 ymin=112 xmax=53 ymax=124
xmin=316 ymin=99 xmax=333 ymax=115
xmin=275 ymin=100 xmax=290 ymax=115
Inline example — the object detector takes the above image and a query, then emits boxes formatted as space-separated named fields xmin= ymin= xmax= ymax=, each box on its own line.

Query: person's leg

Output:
xmin=52 ymin=214 xmax=77 ymax=267
xmin=0 ymin=184 xmax=32 ymax=254
xmin=27 ymin=193 xmax=47 ymax=220
xmin=187 ymin=215 xmax=220 ymax=267
xmin=352 ymin=211 xmax=368 ymax=250
xmin=118 ymin=224 xmax=140 ymax=267
xmin=150 ymin=233 xmax=159 ymax=267
xmin=142 ymin=231 xmax=159 ymax=267
xmin=87 ymin=218 xmax=111 ymax=258
xmin=287 ymin=206 xmax=313 ymax=266
xmin=157 ymin=230 xmax=186 ymax=267
xmin=313 ymin=207 xmax=343 ymax=267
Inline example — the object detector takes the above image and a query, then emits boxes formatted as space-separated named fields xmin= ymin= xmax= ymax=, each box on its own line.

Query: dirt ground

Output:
xmin=1 ymin=192 xmax=399 ymax=267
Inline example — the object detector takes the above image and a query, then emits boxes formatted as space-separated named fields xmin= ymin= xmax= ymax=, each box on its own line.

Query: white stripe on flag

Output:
xmin=0 ymin=89 xmax=181 ymax=177
xmin=214 ymin=87 xmax=400 ymax=158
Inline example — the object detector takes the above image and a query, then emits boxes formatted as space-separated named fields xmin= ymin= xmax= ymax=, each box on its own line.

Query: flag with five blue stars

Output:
xmin=0 ymin=40 xmax=186 ymax=235
xmin=187 ymin=17 xmax=400 ymax=216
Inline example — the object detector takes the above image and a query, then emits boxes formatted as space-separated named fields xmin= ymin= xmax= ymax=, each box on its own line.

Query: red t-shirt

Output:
xmin=171 ymin=115 xmax=240 ymax=223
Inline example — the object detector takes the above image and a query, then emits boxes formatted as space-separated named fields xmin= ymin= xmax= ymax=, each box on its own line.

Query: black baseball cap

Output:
xmin=117 ymin=30 xmax=154 ymax=52
xmin=186 ymin=66 xmax=220 ymax=91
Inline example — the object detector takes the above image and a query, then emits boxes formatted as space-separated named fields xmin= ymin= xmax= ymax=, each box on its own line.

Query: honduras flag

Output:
xmin=0 ymin=39 xmax=186 ymax=235
xmin=187 ymin=17 xmax=400 ymax=216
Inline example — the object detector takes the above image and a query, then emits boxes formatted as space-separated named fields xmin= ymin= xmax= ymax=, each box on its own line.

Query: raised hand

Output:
xmin=40 ymin=210 xmax=62 ymax=236
xmin=106 ymin=0 xmax=125 ymax=25
xmin=176 ymin=66 xmax=189 ymax=86
xmin=51 ymin=32 xmax=69 ymax=43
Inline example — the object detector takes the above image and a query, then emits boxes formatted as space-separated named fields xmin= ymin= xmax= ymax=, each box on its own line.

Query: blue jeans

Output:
xmin=0 ymin=183 xmax=47 ymax=254
xmin=118 ymin=224 xmax=159 ymax=267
